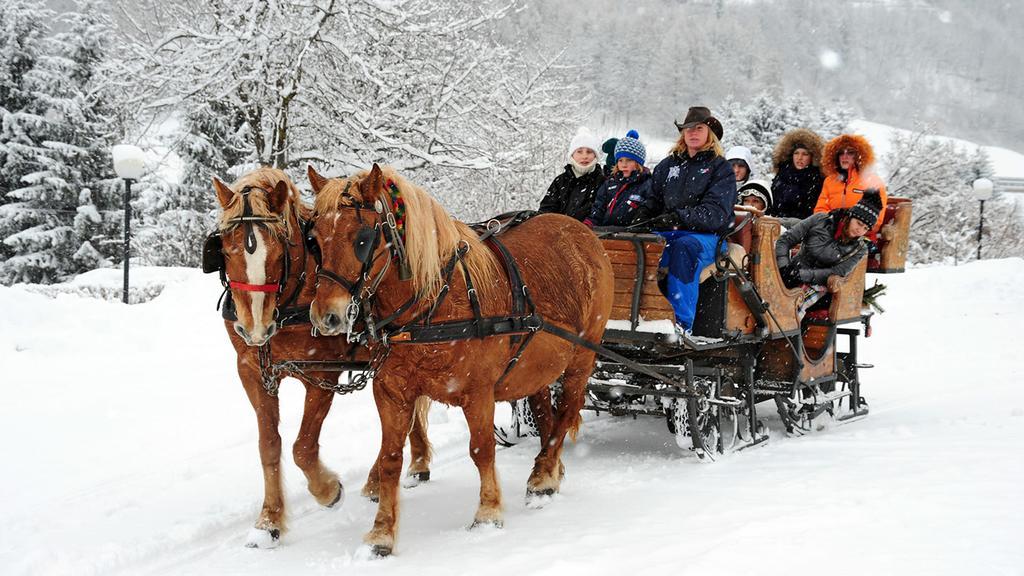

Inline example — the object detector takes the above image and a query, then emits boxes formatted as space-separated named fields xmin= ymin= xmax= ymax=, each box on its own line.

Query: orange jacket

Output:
xmin=816 ymin=134 xmax=888 ymax=232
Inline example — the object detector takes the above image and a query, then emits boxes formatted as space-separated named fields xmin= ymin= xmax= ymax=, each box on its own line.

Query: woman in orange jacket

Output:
xmin=815 ymin=134 xmax=888 ymax=232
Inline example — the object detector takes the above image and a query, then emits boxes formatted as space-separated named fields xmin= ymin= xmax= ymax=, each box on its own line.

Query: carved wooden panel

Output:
xmin=829 ymin=258 xmax=867 ymax=323
xmin=749 ymin=218 xmax=802 ymax=334
xmin=881 ymin=198 xmax=912 ymax=272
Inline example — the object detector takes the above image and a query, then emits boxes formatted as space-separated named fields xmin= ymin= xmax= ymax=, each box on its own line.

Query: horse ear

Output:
xmin=308 ymin=165 xmax=328 ymax=195
xmin=213 ymin=176 xmax=234 ymax=208
xmin=363 ymin=163 xmax=384 ymax=202
xmin=268 ymin=180 xmax=290 ymax=212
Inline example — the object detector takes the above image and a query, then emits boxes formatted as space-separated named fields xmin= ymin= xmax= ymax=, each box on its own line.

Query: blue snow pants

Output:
xmin=657 ymin=230 xmax=721 ymax=330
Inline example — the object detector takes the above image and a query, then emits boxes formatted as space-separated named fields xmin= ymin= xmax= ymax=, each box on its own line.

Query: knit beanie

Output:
xmin=614 ymin=130 xmax=646 ymax=165
xmin=848 ymin=188 xmax=883 ymax=229
xmin=567 ymin=128 xmax=601 ymax=161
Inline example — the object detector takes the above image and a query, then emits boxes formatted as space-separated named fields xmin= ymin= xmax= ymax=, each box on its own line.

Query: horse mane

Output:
xmin=218 ymin=167 xmax=311 ymax=237
xmin=315 ymin=166 xmax=502 ymax=301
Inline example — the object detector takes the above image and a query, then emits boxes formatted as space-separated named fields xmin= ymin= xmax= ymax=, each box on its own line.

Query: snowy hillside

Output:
xmin=640 ymin=119 xmax=1024 ymax=180
xmin=1 ymin=261 xmax=1023 ymax=575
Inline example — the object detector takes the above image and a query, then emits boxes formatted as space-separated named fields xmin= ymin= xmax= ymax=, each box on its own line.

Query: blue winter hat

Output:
xmin=614 ymin=130 xmax=646 ymax=165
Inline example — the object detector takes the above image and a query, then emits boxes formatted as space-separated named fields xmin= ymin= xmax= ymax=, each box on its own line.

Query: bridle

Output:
xmin=307 ymin=179 xmax=412 ymax=342
xmin=202 ymin=186 xmax=307 ymax=318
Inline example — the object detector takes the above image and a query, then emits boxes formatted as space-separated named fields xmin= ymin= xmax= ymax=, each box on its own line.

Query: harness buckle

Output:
xmin=486 ymin=219 xmax=501 ymax=232
xmin=524 ymin=314 xmax=543 ymax=332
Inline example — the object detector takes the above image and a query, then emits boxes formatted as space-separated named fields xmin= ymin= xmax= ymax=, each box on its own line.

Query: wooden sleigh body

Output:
xmin=587 ymin=198 xmax=912 ymax=446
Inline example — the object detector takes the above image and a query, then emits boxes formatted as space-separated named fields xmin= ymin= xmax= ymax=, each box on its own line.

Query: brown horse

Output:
xmin=307 ymin=164 xmax=614 ymax=556
xmin=210 ymin=168 xmax=433 ymax=548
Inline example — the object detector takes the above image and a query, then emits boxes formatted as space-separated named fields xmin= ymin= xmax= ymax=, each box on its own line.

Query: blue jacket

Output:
xmin=642 ymin=150 xmax=737 ymax=234
xmin=586 ymin=169 xmax=651 ymax=227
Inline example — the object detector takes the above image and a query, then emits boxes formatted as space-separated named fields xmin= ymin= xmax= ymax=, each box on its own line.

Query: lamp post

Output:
xmin=972 ymin=177 xmax=993 ymax=261
xmin=111 ymin=145 xmax=145 ymax=303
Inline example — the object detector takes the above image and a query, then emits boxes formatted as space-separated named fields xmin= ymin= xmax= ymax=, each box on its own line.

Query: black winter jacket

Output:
xmin=538 ymin=165 xmax=606 ymax=222
xmin=770 ymin=162 xmax=823 ymax=219
xmin=775 ymin=211 xmax=868 ymax=287
xmin=587 ymin=169 xmax=651 ymax=227
xmin=642 ymin=150 xmax=736 ymax=234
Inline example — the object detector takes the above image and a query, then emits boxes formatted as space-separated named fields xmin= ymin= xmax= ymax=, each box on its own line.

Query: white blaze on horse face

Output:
xmin=244 ymin=230 xmax=269 ymax=336
xmin=325 ymin=212 xmax=353 ymax=316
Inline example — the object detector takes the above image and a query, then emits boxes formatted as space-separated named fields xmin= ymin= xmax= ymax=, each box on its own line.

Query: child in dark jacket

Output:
xmin=584 ymin=130 xmax=650 ymax=228
xmin=775 ymin=189 xmax=882 ymax=318
xmin=538 ymin=128 xmax=606 ymax=221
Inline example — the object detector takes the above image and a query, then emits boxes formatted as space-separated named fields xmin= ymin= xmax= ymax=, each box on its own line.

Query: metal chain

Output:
xmin=259 ymin=344 xmax=390 ymax=397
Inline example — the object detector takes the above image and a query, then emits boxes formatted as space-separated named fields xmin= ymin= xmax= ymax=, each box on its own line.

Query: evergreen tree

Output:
xmin=0 ymin=0 xmax=50 ymax=271
xmin=718 ymin=90 xmax=855 ymax=177
xmin=0 ymin=0 xmax=120 ymax=284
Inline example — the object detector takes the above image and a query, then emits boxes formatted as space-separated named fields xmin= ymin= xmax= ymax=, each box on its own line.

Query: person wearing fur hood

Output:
xmin=814 ymin=134 xmax=888 ymax=232
xmin=538 ymin=128 xmax=606 ymax=221
xmin=769 ymin=128 xmax=825 ymax=219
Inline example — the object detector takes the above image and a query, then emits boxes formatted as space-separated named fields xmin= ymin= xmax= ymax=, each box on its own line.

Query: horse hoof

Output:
xmin=371 ymin=544 xmax=392 ymax=558
xmin=468 ymin=518 xmax=504 ymax=530
xmin=326 ymin=481 xmax=345 ymax=509
xmin=402 ymin=470 xmax=430 ymax=489
xmin=244 ymin=527 xmax=281 ymax=549
xmin=525 ymin=488 xmax=555 ymax=509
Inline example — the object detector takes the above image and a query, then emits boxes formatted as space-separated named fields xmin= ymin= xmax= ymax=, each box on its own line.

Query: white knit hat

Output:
xmin=567 ymin=128 xmax=601 ymax=161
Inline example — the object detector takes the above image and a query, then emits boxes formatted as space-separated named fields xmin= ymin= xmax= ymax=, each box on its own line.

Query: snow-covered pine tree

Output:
xmin=0 ymin=0 xmax=50 ymax=274
xmin=0 ymin=0 xmax=120 ymax=284
xmin=132 ymin=98 xmax=250 ymax=267
xmin=717 ymin=90 xmax=855 ymax=178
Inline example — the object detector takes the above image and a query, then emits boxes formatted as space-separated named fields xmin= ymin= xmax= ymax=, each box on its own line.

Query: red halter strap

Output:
xmin=229 ymin=281 xmax=281 ymax=293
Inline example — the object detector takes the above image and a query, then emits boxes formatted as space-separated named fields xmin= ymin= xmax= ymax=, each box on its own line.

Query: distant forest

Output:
xmin=502 ymin=0 xmax=1023 ymax=150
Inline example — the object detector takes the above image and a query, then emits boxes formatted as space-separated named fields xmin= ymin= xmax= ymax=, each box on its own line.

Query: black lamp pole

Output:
xmin=977 ymin=198 xmax=985 ymax=261
xmin=122 ymin=178 xmax=133 ymax=304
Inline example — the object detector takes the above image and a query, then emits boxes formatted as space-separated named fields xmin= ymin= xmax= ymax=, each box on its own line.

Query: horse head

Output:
xmin=212 ymin=168 xmax=304 ymax=346
xmin=307 ymin=163 xmax=393 ymax=337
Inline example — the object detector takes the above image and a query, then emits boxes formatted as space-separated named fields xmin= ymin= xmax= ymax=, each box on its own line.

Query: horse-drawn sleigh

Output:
xmin=202 ymin=164 xmax=912 ymax=555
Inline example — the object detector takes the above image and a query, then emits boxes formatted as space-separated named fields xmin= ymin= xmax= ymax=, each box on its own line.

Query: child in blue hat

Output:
xmin=584 ymin=130 xmax=651 ymax=228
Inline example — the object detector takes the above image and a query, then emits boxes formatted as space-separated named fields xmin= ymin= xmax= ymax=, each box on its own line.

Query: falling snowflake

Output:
xmin=819 ymin=49 xmax=841 ymax=70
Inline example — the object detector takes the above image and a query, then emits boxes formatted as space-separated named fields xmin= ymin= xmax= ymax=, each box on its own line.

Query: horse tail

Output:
xmin=567 ymin=410 xmax=583 ymax=443
xmin=409 ymin=395 xmax=434 ymax=462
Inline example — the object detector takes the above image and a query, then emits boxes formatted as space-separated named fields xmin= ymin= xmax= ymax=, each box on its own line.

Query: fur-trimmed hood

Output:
xmin=821 ymin=134 xmax=876 ymax=178
xmin=772 ymin=128 xmax=825 ymax=173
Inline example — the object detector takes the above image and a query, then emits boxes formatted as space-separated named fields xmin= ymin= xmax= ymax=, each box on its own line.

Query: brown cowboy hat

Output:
xmin=674 ymin=106 xmax=724 ymax=140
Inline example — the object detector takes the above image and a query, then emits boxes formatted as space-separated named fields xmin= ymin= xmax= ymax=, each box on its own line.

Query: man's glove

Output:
xmin=629 ymin=207 xmax=653 ymax=226
xmin=651 ymin=211 xmax=682 ymax=229
xmin=797 ymin=268 xmax=814 ymax=284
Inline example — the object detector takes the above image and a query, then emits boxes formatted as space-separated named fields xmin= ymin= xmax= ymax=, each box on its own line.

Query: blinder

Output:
xmin=353 ymin=225 xmax=379 ymax=265
xmin=305 ymin=230 xmax=323 ymax=267
xmin=202 ymin=232 xmax=225 ymax=274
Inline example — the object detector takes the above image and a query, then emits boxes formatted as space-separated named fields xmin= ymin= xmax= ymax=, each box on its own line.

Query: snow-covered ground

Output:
xmin=1 ymin=261 xmax=1023 ymax=575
